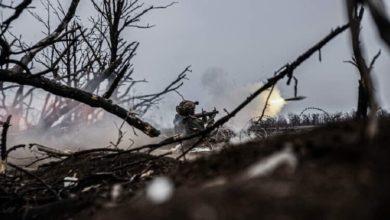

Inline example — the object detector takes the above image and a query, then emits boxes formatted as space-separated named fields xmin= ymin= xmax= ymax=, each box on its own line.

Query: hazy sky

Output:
xmin=8 ymin=0 xmax=390 ymax=122
xmin=122 ymin=0 xmax=390 ymax=115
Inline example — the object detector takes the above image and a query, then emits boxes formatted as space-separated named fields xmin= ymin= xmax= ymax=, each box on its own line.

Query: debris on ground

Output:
xmin=1 ymin=118 xmax=390 ymax=219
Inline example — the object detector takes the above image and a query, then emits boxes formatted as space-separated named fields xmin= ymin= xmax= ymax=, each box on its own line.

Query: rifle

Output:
xmin=193 ymin=110 xmax=219 ymax=118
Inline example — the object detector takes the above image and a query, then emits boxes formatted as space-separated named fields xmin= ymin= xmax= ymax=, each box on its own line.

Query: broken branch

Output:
xmin=8 ymin=162 xmax=60 ymax=200
xmin=363 ymin=0 xmax=390 ymax=48
xmin=0 ymin=69 xmax=160 ymax=137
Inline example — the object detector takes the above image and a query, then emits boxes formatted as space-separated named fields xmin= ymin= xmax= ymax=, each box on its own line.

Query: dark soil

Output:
xmin=1 ymin=118 xmax=390 ymax=219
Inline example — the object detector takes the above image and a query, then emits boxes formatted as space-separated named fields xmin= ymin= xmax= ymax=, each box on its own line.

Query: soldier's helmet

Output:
xmin=176 ymin=100 xmax=199 ymax=116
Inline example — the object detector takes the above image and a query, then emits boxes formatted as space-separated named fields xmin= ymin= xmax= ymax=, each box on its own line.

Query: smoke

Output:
xmin=259 ymin=85 xmax=286 ymax=117
xmin=6 ymin=114 xmax=161 ymax=164
xmin=201 ymin=67 xmax=286 ymax=132
xmin=5 ymin=67 xmax=286 ymax=160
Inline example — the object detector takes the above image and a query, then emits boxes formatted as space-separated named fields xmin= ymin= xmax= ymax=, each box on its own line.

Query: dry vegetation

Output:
xmin=1 ymin=0 xmax=390 ymax=219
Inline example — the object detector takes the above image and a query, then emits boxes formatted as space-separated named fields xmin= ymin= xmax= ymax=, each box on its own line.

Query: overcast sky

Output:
xmin=8 ymin=0 xmax=390 ymax=125
xmin=121 ymin=0 xmax=390 ymax=115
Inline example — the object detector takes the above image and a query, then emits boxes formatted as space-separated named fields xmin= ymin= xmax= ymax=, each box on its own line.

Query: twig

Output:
xmin=6 ymin=144 xmax=26 ymax=157
xmin=109 ymin=120 xmax=127 ymax=149
xmin=112 ymin=152 xmax=171 ymax=171
xmin=117 ymin=21 xmax=351 ymax=157
xmin=8 ymin=162 xmax=60 ymax=200
xmin=368 ymin=50 xmax=381 ymax=71
xmin=1 ymin=0 xmax=33 ymax=35
xmin=257 ymin=84 xmax=276 ymax=123
xmin=70 ymin=148 xmax=123 ymax=157
xmin=131 ymin=66 xmax=191 ymax=113
xmin=24 ymin=155 xmax=52 ymax=167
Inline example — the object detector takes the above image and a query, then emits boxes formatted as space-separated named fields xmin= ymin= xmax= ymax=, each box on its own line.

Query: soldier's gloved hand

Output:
xmin=202 ymin=116 xmax=208 ymax=123
xmin=207 ymin=118 xmax=215 ymax=127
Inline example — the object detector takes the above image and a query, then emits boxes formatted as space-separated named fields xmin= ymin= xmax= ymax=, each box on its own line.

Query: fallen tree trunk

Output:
xmin=0 ymin=69 xmax=160 ymax=137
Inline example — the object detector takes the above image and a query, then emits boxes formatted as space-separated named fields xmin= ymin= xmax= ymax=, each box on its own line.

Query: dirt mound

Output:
xmin=89 ymin=119 xmax=390 ymax=220
xmin=0 ymin=151 xmax=178 ymax=219
xmin=1 ymin=118 xmax=390 ymax=219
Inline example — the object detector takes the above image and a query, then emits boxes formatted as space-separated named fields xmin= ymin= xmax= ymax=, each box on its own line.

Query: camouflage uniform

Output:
xmin=174 ymin=100 xmax=216 ymax=152
xmin=174 ymin=100 xmax=205 ymax=136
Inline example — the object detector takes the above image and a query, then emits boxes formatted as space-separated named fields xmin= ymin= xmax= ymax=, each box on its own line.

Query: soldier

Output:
xmin=173 ymin=100 xmax=217 ymax=150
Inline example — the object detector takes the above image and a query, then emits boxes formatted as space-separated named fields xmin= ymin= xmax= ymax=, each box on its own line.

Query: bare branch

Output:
xmin=130 ymin=66 xmax=191 ymax=112
xmin=123 ymin=21 xmax=351 ymax=155
xmin=363 ymin=0 xmax=390 ymax=48
xmin=1 ymin=0 xmax=33 ymax=34
xmin=103 ymin=64 xmax=131 ymax=99
xmin=369 ymin=49 xmax=381 ymax=71
xmin=257 ymin=85 xmax=276 ymax=123
xmin=12 ymin=0 xmax=80 ymax=73
xmin=8 ymin=162 xmax=60 ymax=200
xmin=0 ymin=69 xmax=160 ymax=137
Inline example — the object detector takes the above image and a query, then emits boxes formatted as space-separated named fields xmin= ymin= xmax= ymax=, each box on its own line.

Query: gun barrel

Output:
xmin=193 ymin=110 xmax=219 ymax=118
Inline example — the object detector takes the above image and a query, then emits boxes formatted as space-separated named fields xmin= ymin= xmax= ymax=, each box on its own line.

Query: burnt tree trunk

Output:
xmin=357 ymin=79 xmax=369 ymax=119
xmin=1 ymin=116 xmax=11 ymax=161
